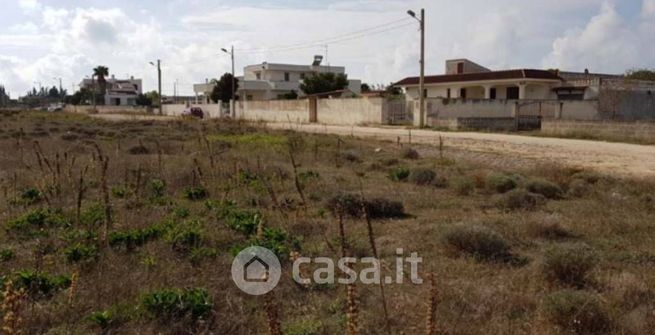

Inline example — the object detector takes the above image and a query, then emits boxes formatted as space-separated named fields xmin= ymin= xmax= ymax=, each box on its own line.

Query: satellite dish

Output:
xmin=312 ymin=55 xmax=323 ymax=66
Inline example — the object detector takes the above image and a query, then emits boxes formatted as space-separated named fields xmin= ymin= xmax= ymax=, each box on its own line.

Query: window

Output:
xmin=447 ymin=88 xmax=451 ymax=98
xmin=423 ymin=89 xmax=428 ymax=98
xmin=457 ymin=62 xmax=464 ymax=74
xmin=460 ymin=88 xmax=467 ymax=99
xmin=300 ymin=73 xmax=306 ymax=80
xmin=256 ymin=72 xmax=261 ymax=80
xmin=284 ymin=72 xmax=290 ymax=81
xmin=490 ymin=88 xmax=497 ymax=100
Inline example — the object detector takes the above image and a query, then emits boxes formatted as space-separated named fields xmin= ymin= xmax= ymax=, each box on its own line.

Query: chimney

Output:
xmin=130 ymin=76 xmax=134 ymax=80
xmin=584 ymin=69 xmax=589 ymax=75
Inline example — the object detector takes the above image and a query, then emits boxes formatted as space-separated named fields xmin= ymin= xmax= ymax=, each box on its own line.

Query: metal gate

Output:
xmin=386 ymin=100 xmax=412 ymax=125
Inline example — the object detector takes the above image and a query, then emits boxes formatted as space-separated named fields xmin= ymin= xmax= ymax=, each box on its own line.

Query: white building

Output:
xmin=80 ymin=75 xmax=142 ymax=106
xmin=193 ymin=57 xmax=361 ymax=102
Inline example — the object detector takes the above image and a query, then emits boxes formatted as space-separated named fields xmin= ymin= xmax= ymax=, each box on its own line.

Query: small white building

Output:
xmin=79 ymin=75 xmax=142 ymax=106
xmin=193 ymin=57 xmax=361 ymax=102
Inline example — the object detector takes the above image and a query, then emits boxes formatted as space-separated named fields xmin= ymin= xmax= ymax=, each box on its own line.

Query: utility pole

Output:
xmin=408 ymin=8 xmax=426 ymax=127
xmin=54 ymin=77 xmax=63 ymax=102
xmin=150 ymin=60 xmax=162 ymax=114
xmin=222 ymin=46 xmax=236 ymax=117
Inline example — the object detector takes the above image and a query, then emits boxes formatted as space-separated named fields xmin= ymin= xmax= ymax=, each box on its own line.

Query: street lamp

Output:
xmin=407 ymin=8 xmax=425 ymax=127
xmin=222 ymin=46 xmax=235 ymax=117
xmin=53 ymin=77 xmax=63 ymax=102
xmin=149 ymin=60 xmax=162 ymax=115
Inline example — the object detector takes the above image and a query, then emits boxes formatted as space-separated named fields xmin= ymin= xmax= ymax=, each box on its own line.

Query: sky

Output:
xmin=1 ymin=0 xmax=654 ymax=98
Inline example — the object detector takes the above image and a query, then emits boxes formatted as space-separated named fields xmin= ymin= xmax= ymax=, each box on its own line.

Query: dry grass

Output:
xmin=0 ymin=110 xmax=655 ymax=334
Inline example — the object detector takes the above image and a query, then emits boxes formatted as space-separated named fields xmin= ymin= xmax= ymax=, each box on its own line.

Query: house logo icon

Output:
xmin=231 ymin=246 xmax=281 ymax=295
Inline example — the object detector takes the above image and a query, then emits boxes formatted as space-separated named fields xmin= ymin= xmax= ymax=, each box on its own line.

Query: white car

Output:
xmin=47 ymin=103 xmax=64 ymax=112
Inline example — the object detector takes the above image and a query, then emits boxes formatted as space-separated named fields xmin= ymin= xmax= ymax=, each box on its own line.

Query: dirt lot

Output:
xmin=266 ymin=123 xmax=655 ymax=179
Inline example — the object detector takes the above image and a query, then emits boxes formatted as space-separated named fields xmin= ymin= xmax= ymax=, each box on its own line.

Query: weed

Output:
xmin=189 ymin=247 xmax=218 ymax=265
xmin=485 ymin=174 xmax=518 ymax=194
xmin=401 ymin=148 xmax=420 ymax=160
xmin=496 ymin=189 xmax=545 ymax=211
xmin=150 ymin=179 xmax=166 ymax=198
xmin=453 ymin=176 xmax=475 ymax=196
xmin=568 ymin=179 xmax=592 ymax=198
xmin=526 ymin=178 xmax=564 ymax=199
xmin=20 ymin=188 xmax=42 ymax=204
xmin=141 ymin=288 xmax=213 ymax=321
xmin=127 ymin=145 xmax=149 ymax=155
xmin=184 ymin=187 xmax=208 ymax=201
xmin=111 ymin=185 xmax=129 ymax=199
xmin=542 ymin=290 xmax=610 ymax=334
xmin=542 ymin=244 xmax=597 ymax=288
xmin=442 ymin=224 xmax=515 ymax=263
xmin=327 ymin=194 xmax=405 ymax=219
xmin=341 ymin=150 xmax=362 ymax=163
xmin=166 ymin=220 xmax=204 ymax=252
xmin=13 ymin=270 xmax=71 ymax=299
xmin=388 ymin=167 xmax=410 ymax=182
xmin=63 ymin=243 xmax=99 ymax=263
xmin=527 ymin=218 xmax=573 ymax=240
xmin=87 ymin=310 xmax=113 ymax=331
xmin=409 ymin=168 xmax=436 ymax=186
xmin=0 ymin=249 xmax=14 ymax=262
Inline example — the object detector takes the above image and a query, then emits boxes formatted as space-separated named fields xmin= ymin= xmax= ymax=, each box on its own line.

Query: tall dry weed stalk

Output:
xmin=68 ymin=271 xmax=79 ymax=306
xmin=94 ymin=144 xmax=112 ymax=242
xmin=75 ymin=166 xmax=89 ymax=226
xmin=346 ymin=283 xmax=359 ymax=335
xmin=264 ymin=293 xmax=281 ymax=335
xmin=2 ymin=280 xmax=26 ymax=335
xmin=425 ymin=273 xmax=438 ymax=335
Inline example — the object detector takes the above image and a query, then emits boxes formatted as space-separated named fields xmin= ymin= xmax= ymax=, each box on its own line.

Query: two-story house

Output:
xmin=79 ymin=75 xmax=142 ymax=106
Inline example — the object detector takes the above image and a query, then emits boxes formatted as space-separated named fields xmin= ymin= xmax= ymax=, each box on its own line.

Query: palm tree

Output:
xmin=93 ymin=66 xmax=109 ymax=92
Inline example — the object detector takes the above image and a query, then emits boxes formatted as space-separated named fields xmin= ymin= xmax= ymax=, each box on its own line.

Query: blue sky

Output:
xmin=1 ymin=0 xmax=654 ymax=97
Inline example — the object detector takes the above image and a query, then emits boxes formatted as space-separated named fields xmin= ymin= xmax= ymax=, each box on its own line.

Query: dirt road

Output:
xmin=266 ymin=123 xmax=655 ymax=178
xmin=90 ymin=114 xmax=655 ymax=178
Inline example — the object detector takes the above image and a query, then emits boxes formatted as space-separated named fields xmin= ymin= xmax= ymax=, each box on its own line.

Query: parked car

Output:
xmin=182 ymin=106 xmax=204 ymax=119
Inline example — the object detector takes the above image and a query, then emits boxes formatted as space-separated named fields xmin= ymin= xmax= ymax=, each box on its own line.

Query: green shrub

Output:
xmin=401 ymin=148 xmax=420 ymax=160
xmin=109 ymin=223 xmax=168 ymax=250
xmin=150 ymin=179 xmax=166 ymax=198
xmin=14 ymin=270 xmax=71 ymax=299
xmin=63 ymin=243 xmax=99 ymax=263
xmin=80 ymin=204 xmax=105 ymax=227
xmin=87 ymin=310 xmax=113 ymax=330
xmin=184 ymin=187 xmax=208 ymax=201
xmin=217 ymin=202 xmax=262 ymax=236
xmin=189 ymin=247 xmax=218 ymax=265
xmin=542 ymin=244 xmax=597 ymax=288
xmin=7 ymin=208 xmax=70 ymax=238
xmin=526 ymin=178 xmax=564 ymax=199
xmin=173 ymin=206 xmax=190 ymax=218
xmin=568 ymin=179 xmax=592 ymax=198
xmin=20 ymin=188 xmax=42 ymax=204
xmin=0 ymin=249 xmax=14 ymax=262
xmin=111 ymin=185 xmax=129 ymax=199
xmin=442 ymin=224 xmax=513 ymax=263
xmin=496 ymin=189 xmax=544 ymax=211
xmin=141 ymin=288 xmax=213 ymax=321
xmin=166 ymin=220 xmax=204 ymax=252
xmin=388 ymin=166 xmax=410 ymax=182
xmin=453 ymin=176 xmax=475 ymax=196
xmin=409 ymin=168 xmax=436 ymax=186
xmin=542 ymin=290 xmax=610 ymax=334
xmin=326 ymin=194 xmax=405 ymax=219
xmin=486 ymin=174 xmax=518 ymax=194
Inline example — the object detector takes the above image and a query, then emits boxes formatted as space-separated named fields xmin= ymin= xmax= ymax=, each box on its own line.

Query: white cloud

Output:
xmin=543 ymin=1 xmax=655 ymax=73
xmin=18 ymin=0 xmax=41 ymax=12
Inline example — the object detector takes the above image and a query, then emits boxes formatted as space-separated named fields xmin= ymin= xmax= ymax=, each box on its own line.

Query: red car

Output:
xmin=182 ymin=107 xmax=204 ymax=119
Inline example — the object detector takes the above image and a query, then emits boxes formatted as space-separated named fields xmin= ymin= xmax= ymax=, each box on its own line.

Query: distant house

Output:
xmin=395 ymin=58 xmax=655 ymax=103
xmin=193 ymin=56 xmax=362 ymax=102
xmin=79 ymin=75 xmax=142 ymax=106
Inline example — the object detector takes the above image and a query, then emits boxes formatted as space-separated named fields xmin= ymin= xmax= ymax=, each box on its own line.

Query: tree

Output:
xmin=626 ymin=68 xmax=655 ymax=81
xmin=210 ymin=73 xmax=239 ymax=103
xmin=385 ymin=83 xmax=402 ymax=96
xmin=48 ymin=86 xmax=60 ymax=98
xmin=361 ymin=83 xmax=371 ymax=93
xmin=281 ymin=90 xmax=298 ymax=100
xmin=300 ymin=72 xmax=349 ymax=95
xmin=93 ymin=66 xmax=109 ymax=93
xmin=135 ymin=94 xmax=152 ymax=106
xmin=145 ymin=91 xmax=160 ymax=106
xmin=0 ymin=85 xmax=9 ymax=106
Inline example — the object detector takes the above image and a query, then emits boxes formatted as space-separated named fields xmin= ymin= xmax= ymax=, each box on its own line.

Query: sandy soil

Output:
xmin=90 ymin=114 xmax=655 ymax=178
xmin=266 ymin=123 xmax=655 ymax=179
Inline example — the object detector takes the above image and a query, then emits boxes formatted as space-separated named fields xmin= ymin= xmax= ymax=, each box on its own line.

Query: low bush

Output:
xmin=409 ymin=168 xmax=436 ymax=186
xmin=496 ymin=189 xmax=544 ymax=211
xmin=166 ymin=220 xmax=204 ymax=252
xmin=568 ymin=179 xmax=592 ymax=198
xmin=127 ymin=145 xmax=149 ymax=155
xmin=526 ymin=178 xmax=564 ymax=199
xmin=150 ymin=179 xmax=166 ymax=198
xmin=189 ymin=247 xmax=218 ymax=266
xmin=527 ymin=219 xmax=573 ymax=240
xmin=0 ymin=249 xmax=14 ymax=262
xmin=184 ymin=187 xmax=208 ymax=201
xmin=326 ymin=194 xmax=405 ymax=219
xmin=217 ymin=202 xmax=262 ymax=236
xmin=388 ymin=166 xmax=410 ymax=182
xmin=341 ymin=150 xmax=361 ymax=163
xmin=14 ymin=270 xmax=72 ymax=299
xmin=109 ymin=223 xmax=169 ymax=250
xmin=80 ymin=204 xmax=105 ymax=227
xmin=572 ymin=171 xmax=601 ymax=184
xmin=63 ymin=243 xmax=99 ymax=263
xmin=20 ymin=188 xmax=43 ymax=204
xmin=401 ymin=148 xmax=420 ymax=160
xmin=7 ymin=208 xmax=70 ymax=238
xmin=453 ymin=176 xmax=475 ymax=196
xmin=141 ymin=288 xmax=213 ymax=321
xmin=442 ymin=224 xmax=513 ymax=263
xmin=542 ymin=290 xmax=610 ymax=334
xmin=542 ymin=244 xmax=597 ymax=288
xmin=485 ymin=174 xmax=518 ymax=194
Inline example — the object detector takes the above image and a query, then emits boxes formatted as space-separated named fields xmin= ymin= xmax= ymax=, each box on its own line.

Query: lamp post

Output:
xmin=53 ymin=77 xmax=63 ymax=102
xmin=149 ymin=60 xmax=162 ymax=115
xmin=221 ymin=46 xmax=235 ymax=117
xmin=407 ymin=8 xmax=425 ymax=127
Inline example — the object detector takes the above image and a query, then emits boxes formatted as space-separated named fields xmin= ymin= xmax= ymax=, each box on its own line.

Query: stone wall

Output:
xmin=235 ymin=100 xmax=309 ymax=123
xmin=64 ymin=105 xmax=151 ymax=114
xmin=316 ymin=97 xmax=385 ymax=125
xmin=542 ymin=120 xmax=655 ymax=143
